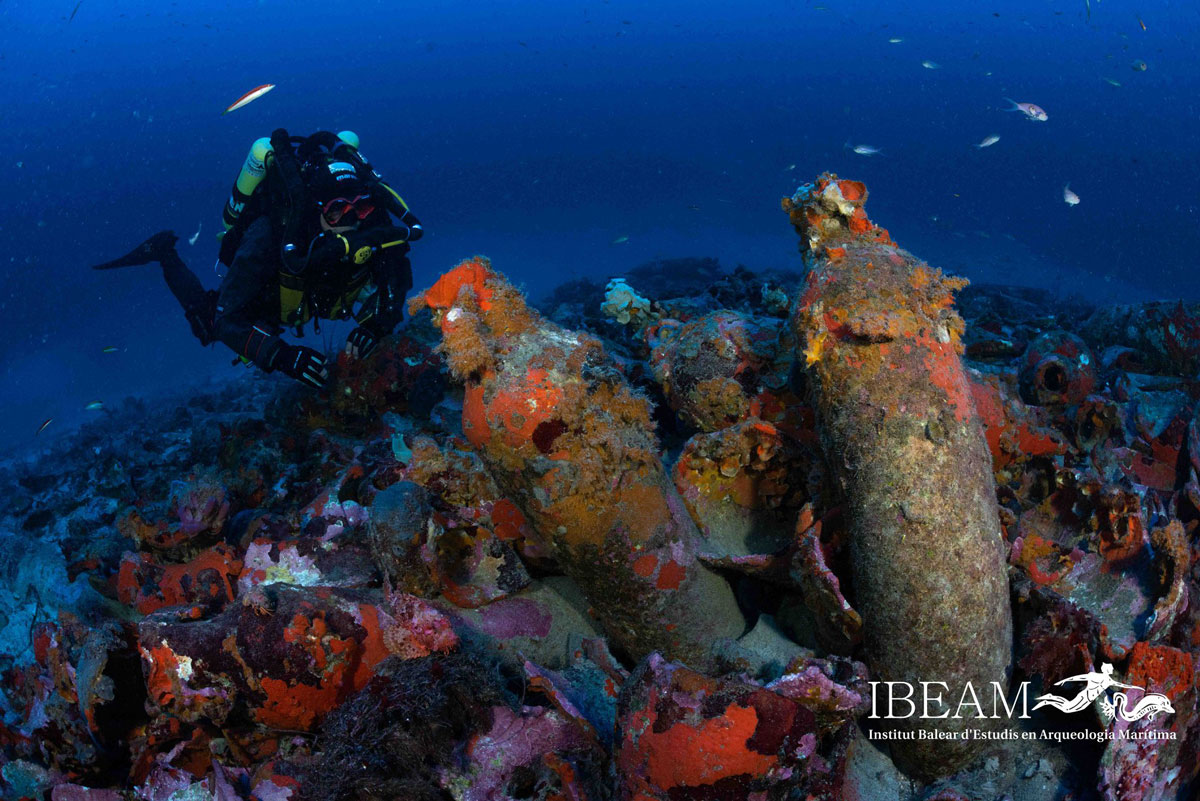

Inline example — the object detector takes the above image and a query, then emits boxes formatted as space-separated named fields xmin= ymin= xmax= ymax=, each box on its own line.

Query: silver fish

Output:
xmin=1004 ymin=98 xmax=1048 ymax=121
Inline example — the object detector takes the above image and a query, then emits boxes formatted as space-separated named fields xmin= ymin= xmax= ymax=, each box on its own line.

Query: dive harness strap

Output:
xmin=269 ymin=128 xmax=317 ymax=277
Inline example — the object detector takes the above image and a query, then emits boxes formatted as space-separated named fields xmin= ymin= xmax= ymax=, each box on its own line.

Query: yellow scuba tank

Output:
xmin=222 ymin=137 xmax=274 ymax=234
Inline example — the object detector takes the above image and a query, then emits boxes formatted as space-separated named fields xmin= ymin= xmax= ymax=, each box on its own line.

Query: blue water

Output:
xmin=1 ymin=0 xmax=1197 ymax=453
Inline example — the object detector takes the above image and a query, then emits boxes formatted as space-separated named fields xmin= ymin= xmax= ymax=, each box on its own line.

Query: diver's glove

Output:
xmin=345 ymin=327 xmax=379 ymax=360
xmin=271 ymin=344 xmax=330 ymax=390
xmin=184 ymin=290 xmax=219 ymax=346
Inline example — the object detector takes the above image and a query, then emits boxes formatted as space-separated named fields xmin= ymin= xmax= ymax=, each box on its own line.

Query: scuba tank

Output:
xmin=221 ymin=137 xmax=273 ymax=235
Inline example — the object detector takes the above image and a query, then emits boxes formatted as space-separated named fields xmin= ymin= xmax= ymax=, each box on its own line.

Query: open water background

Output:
xmin=0 ymin=0 xmax=1196 ymax=453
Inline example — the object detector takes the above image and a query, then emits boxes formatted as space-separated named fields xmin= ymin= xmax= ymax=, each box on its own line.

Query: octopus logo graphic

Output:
xmin=1032 ymin=663 xmax=1174 ymax=723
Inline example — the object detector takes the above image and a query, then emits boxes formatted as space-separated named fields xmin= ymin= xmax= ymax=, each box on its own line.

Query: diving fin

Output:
xmin=91 ymin=231 xmax=180 ymax=270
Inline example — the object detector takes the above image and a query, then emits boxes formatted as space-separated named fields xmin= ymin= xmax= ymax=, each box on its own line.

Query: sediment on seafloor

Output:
xmin=784 ymin=174 xmax=1014 ymax=779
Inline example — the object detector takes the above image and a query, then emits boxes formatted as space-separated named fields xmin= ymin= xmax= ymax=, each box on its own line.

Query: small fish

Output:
xmin=847 ymin=143 xmax=882 ymax=156
xmin=69 ymin=0 xmax=81 ymax=22
xmin=1100 ymin=75 xmax=1122 ymax=87
xmin=975 ymin=134 xmax=1001 ymax=148
xmin=102 ymin=346 xmax=119 ymax=354
xmin=37 ymin=418 xmax=53 ymax=436
xmin=1063 ymin=184 xmax=1080 ymax=206
xmin=222 ymin=83 xmax=275 ymax=115
xmin=921 ymin=60 xmax=941 ymax=70
xmin=84 ymin=401 xmax=104 ymax=411
xmin=1138 ymin=16 xmax=1147 ymax=31
xmin=1084 ymin=0 xmax=1090 ymax=22
xmin=1003 ymin=98 xmax=1048 ymax=121
xmin=786 ymin=163 xmax=797 ymax=171
xmin=611 ymin=235 xmax=629 ymax=245
xmin=1132 ymin=59 xmax=1148 ymax=71
xmin=687 ymin=204 xmax=701 ymax=211
xmin=188 ymin=223 xmax=202 ymax=245
xmin=889 ymin=37 xmax=903 ymax=43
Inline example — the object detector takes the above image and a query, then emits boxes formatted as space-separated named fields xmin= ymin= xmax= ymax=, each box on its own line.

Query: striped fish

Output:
xmin=223 ymin=84 xmax=275 ymax=115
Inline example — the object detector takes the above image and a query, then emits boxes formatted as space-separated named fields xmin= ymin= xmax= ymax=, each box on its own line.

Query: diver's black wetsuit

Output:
xmin=93 ymin=211 xmax=421 ymax=384
xmin=213 ymin=215 xmax=415 ymax=370
xmin=92 ymin=230 xmax=219 ymax=345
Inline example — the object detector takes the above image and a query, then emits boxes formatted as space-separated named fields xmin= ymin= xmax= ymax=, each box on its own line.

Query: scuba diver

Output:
xmin=93 ymin=129 xmax=423 ymax=390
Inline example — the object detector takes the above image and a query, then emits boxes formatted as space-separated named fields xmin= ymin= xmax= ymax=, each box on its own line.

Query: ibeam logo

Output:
xmin=869 ymin=663 xmax=1171 ymax=723
xmin=869 ymin=679 xmax=1029 ymax=721
xmin=867 ymin=664 xmax=1176 ymax=744
xmin=1033 ymin=663 xmax=1173 ymax=724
